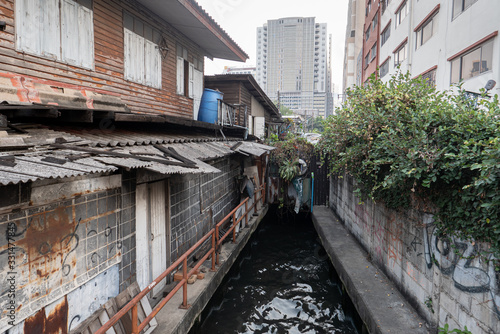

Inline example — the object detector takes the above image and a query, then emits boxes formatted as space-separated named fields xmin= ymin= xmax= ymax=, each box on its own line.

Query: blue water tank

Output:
xmin=198 ymin=88 xmax=223 ymax=123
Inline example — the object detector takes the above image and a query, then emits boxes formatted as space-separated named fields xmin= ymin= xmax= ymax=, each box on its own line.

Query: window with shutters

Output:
xmin=176 ymin=45 xmax=203 ymax=100
xmin=177 ymin=45 xmax=188 ymax=96
xmin=123 ymin=12 xmax=162 ymax=88
xmin=16 ymin=0 xmax=94 ymax=69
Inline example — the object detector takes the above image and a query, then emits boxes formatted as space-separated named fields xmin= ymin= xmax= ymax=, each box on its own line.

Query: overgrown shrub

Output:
xmin=319 ymin=72 xmax=500 ymax=255
xmin=270 ymin=133 xmax=315 ymax=168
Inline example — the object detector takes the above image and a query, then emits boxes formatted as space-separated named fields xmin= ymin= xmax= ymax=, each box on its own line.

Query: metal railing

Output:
xmin=96 ymin=183 xmax=266 ymax=334
xmin=218 ymin=100 xmax=236 ymax=126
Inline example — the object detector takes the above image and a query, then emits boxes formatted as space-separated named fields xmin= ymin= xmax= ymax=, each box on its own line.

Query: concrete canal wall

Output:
xmin=328 ymin=174 xmax=500 ymax=334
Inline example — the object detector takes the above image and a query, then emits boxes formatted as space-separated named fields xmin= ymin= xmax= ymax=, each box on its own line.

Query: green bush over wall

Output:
xmin=319 ymin=72 xmax=500 ymax=256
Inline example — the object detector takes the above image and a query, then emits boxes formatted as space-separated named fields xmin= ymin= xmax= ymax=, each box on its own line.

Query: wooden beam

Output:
xmin=153 ymin=144 xmax=197 ymax=167
xmin=59 ymin=110 xmax=93 ymax=123
xmin=0 ymin=107 xmax=60 ymax=118
xmin=115 ymin=113 xmax=165 ymax=123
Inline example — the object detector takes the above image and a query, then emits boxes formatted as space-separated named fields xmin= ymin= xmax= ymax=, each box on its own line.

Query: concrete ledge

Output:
xmin=312 ymin=206 xmax=429 ymax=334
xmin=153 ymin=205 xmax=269 ymax=334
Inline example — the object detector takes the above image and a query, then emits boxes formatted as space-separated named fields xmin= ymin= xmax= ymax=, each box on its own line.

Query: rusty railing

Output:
xmin=95 ymin=183 xmax=266 ymax=334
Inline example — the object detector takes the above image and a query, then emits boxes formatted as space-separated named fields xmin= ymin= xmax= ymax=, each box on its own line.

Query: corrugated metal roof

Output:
xmin=52 ymin=127 xmax=230 ymax=147
xmin=0 ymin=125 xmax=274 ymax=185
xmin=145 ymin=160 xmax=220 ymax=175
xmin=0 ymin=152 xmax=117 ymax=185
xmin=232 ymin=142 xmax=276 ymax=157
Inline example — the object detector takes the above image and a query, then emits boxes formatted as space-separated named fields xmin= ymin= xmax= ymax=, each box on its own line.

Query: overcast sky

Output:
xmin=196 ymin=0 xmax=349 ymax=93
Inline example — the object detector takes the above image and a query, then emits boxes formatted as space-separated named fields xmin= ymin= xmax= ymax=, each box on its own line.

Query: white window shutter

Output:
xmin=78 ymin=5 xmax=94 ymax=69
xmin=193 ymin=69 xmax=204 ymax=119
xmin=40 ymin=0 xmax=60 ymax=59
xmin=145 ymin=40 xmax=162 ymax=89
xmin=188 ymin=63 xmax=194 ymax=99
xmin=254 ymin=117 xmax=266 ymax=139
xmin=134 ymin=34 xmax=145 ymax=84
xmin=177 ymin=57 xmax=184 ymax=95
xmin=61 ymin=0 xmax=79 ymax=65
xmin=124 ymin=29 xmax=135 ymax=82
xmin=17 ymin=0 xmax=60 ymax=59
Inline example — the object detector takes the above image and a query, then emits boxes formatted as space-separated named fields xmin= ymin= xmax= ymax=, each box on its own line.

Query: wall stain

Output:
xmin=23 ymin=296 xmax=68 ymax=334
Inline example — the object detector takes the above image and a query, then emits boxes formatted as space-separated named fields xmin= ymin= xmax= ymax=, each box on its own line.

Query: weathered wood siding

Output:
xmin=0 ymin=0 xmax=203 ymax=118
xmin=204 ymin=80 xmax=254 ymax=126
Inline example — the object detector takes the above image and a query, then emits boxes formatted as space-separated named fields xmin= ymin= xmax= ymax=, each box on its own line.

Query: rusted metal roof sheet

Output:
xmin=0 ymin=124 xmax=273 ymax=185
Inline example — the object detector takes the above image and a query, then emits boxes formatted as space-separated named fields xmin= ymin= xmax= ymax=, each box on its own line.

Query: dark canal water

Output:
xmin=190 ymin=207 xmax=362 ymax=334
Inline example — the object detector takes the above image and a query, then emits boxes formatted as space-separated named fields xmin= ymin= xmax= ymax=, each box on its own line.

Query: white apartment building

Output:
xmin=343 ymin=0 xmax=367 ymax=92
xmin=256 ymin=17 xmax=332 ymax=115
xmin=222 ymin=65 xmax=256 ymax=76
xmin=379 ymin=0 xmax=500 ymax=95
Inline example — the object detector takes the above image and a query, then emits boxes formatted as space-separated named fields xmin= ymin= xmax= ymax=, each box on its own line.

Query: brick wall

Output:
xmin=329 ymin=173 xmax=500 ymax=333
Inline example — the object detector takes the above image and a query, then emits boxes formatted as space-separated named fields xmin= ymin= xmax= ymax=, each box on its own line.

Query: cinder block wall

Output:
xmin=119 ymin=170 xmax=137 ymax=292
xmin=329 ymin=173 xmax=500 ymax=334
xmin=170 ymin=157 xmax=240 ymax=261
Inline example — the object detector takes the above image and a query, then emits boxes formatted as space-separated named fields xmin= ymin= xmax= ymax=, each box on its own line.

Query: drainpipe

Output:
xmin=407 ymin=0 xmax=415 ymax=72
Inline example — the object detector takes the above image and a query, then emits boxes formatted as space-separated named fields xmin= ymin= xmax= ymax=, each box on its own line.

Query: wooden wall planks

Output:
xmin=0 ymin=0 xmax=206 ymax=119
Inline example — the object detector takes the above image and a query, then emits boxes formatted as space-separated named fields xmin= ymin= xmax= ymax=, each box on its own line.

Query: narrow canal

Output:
xmin=190 ymin=207 xmax=362 ymax=334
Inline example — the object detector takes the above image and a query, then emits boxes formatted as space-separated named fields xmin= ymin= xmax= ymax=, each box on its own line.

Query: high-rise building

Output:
xmin=256 ymin=17 xmax=332 ymax=116
xmin=342 ymin=0 xmax=367 ymax=92
xmin=362 ymin=0 xmax=381 ymax=83
xmin=325 ymin=34 xmax=334 ymax=116
xmin=360 ymin=0 xmax=499 ymax=96
xmin=222 ymin=65 xmax=256 ymax=76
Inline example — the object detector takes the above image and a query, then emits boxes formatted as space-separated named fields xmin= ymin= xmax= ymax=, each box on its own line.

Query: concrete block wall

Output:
xmin=0 ymin=176 xmax=123 ymax=333
xmin=329 ymin=173 xmax=500 ymax=334
xmin=170 ymin=157 xmax=240 ymax=261
xmin=119 ymin=171 xmax=137 ymax=292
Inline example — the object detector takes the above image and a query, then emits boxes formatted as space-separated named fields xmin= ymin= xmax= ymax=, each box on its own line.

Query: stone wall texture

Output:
xmin=329 ymin=174 xmax=500 ymax=334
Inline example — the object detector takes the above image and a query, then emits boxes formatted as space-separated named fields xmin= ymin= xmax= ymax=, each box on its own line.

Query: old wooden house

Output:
xmin=204 ymin=74 xmax=282 ymax=139
xmin=0 ymin=1 xmax=274 ymax=333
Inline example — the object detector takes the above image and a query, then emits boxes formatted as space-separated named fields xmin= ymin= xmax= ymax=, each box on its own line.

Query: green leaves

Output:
xmin=279 ymin=160 xmax=300 ymax=182
xmin=320 ymin=71 xmax=500 ymax=256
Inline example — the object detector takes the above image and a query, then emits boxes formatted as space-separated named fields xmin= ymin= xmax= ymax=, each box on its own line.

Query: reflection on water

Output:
xmin=192 ymin=208 xmax=359 ymax=334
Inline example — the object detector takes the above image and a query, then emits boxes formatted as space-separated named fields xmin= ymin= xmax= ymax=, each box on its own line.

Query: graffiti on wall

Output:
xmin=422 ymin=215 xmax=500 ymax=317
xmin=0 ymin=191 xmax=122 ymax=332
